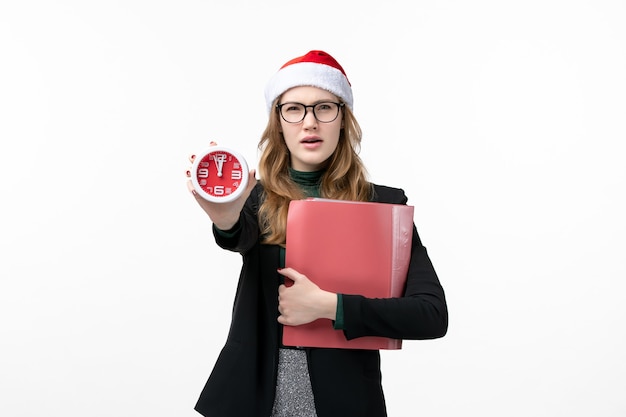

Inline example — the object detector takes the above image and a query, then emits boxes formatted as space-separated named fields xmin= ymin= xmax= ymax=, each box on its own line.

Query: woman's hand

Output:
xmin=186 ymin=141 xmax=257 ymax=230
xmin=277 ymin=267 xmax=337 ymax=326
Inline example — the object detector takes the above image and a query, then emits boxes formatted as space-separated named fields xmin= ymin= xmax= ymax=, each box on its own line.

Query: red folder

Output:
xmin=283 ymin=198 xmax=414 ymax=350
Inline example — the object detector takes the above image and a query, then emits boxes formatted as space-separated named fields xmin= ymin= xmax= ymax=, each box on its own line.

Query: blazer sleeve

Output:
xmin=340 ymin=186 xmax=448 ymax=340
xmin=212 ymin=183 xmax=263 ymax=255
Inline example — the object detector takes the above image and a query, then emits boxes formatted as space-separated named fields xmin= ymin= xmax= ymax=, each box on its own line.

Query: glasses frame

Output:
xmin=276 ymin=101 xmax=345 ymax=124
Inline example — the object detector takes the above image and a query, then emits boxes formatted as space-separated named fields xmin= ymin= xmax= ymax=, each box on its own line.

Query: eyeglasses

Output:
xmin=276 ymin=101 xmax=344 ymax=124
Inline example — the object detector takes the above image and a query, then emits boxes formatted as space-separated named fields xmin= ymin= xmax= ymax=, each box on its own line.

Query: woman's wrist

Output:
xmin=320 ymin=290 xmax=338 ymax=320
xmin=213 ymin=219 xmax=239 ymax=231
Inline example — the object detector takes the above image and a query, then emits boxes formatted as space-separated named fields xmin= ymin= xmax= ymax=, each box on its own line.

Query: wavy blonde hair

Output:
xmin=257 ymin=98 xmax=373 ymax=245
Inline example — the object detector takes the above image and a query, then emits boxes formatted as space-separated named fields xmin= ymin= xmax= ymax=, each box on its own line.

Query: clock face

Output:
xmin=190 ymin=146 xmax=249 ymax=203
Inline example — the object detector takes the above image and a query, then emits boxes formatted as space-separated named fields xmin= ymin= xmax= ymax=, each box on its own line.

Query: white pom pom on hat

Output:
xmin=264 ymin=50 xmax=353 ymax=114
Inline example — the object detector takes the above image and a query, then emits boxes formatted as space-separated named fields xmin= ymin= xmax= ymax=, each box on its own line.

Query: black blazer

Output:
xmin=195 ymin=183 xmax=448 ymax=417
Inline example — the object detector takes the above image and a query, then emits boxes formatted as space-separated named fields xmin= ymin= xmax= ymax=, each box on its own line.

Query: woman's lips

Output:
xmin=300 ymin=136 xmax=323 ymax=149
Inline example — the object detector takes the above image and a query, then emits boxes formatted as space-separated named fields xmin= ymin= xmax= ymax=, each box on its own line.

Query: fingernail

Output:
xmin=186 ymin=170 xmax=190 ymax=176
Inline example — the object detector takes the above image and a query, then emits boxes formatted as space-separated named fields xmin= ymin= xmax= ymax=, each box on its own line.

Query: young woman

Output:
xmin=187 ymin=50 xmax=448 ymax=417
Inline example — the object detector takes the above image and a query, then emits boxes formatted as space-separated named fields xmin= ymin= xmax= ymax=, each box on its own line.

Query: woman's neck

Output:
xmin=289 ymin=167 xmax=323 ymax=198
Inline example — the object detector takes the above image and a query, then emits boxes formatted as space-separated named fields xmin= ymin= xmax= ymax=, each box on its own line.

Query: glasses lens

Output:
xmin=314 ymin=102 xmax=340 ymax=123
xmin=280 ymin=103 xmax=306 ymax=123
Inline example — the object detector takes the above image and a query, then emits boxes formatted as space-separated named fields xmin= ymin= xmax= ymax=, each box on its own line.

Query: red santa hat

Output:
xmin=264 ymin=50 xmax=354 ymax=114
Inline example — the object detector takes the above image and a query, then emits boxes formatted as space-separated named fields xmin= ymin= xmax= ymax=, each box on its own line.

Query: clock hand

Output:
xmin=213 ymin=155 xmax=225 ymax=177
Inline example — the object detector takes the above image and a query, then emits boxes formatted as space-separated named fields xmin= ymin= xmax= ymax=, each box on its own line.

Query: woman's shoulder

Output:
xmin=370 ymin=183 xmax=408 ymax=205
xmin=254 ymin=180 xmax=408 ymax=204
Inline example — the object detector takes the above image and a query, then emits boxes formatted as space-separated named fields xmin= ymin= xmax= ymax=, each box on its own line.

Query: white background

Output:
xmin=1 ymin=1 xmax=625 ymax=416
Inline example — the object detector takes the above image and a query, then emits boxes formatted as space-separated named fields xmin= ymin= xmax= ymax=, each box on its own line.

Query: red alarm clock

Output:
xmin=190 ymin=146 xmax=249 ymax=203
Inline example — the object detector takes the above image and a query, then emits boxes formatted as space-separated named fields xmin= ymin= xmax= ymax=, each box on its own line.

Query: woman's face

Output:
xmin=278 ymin=86 xmax=343 ymax=172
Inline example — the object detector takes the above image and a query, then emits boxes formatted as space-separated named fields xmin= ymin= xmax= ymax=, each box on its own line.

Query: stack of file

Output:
xmin=283 ymin=198 xmax=414 ymax=350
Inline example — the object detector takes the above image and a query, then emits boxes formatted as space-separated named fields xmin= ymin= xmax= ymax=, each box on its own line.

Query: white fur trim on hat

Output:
xmin=264 ymin=61 xmax=354 ymax=114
